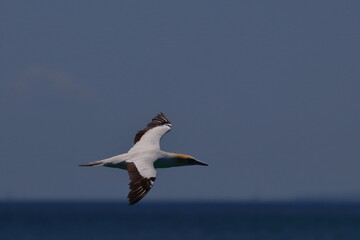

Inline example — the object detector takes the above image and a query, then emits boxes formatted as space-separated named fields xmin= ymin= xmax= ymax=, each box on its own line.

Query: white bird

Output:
xmin=79 ymin=113 xmax=208 ymax=205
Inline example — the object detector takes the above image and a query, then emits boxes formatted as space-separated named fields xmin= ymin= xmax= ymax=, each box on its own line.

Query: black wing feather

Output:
xmin=127 ymin=162 xmax=156 ymax=205
xmin=133 ymin=113 xmax=171 ymax=144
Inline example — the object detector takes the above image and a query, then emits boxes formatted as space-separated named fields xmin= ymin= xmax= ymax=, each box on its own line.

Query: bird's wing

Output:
xmin=131 ymin=113 xmax=171 ymax=150
xmin=127 ymin=161 xmax=157 ymax=205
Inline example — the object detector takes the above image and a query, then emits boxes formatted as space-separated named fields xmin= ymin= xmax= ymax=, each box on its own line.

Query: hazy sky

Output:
xmin=1 ymin=1 xmax=359 ymax=202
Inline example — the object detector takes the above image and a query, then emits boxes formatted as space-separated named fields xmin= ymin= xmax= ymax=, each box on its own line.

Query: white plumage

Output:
xmin=80 ymin=113 xmax=208 ymax=205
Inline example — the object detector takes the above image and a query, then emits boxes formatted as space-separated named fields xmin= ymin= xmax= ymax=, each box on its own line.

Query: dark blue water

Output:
xmin=1 ymin=201 xmax=360 ymax=240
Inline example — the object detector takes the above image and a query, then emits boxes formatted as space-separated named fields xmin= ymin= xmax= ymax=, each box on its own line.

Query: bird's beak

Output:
xmin=193 ymin=159 xmax=208 ymax=166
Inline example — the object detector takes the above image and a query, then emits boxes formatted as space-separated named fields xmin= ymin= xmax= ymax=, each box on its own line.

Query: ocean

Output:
xmin=1 ymin=201 xmax=360 ymax=240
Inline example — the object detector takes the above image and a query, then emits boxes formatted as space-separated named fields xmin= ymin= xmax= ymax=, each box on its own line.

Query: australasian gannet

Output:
xmin=79 ymin=113 xmax=208 ymax=205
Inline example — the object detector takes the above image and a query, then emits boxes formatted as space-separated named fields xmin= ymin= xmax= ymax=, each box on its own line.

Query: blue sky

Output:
xmin=1 ymin=1 xmax=359 ymax=202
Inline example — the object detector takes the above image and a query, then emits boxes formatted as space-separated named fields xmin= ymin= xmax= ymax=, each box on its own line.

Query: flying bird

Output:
xmin=79 ymin=113 xmax=208 ymax=205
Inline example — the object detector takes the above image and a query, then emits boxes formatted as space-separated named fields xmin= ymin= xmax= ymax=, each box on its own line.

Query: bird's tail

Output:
xmin=79 ymin=161 xmax=104 ymax=167
xmin=79 ymin=154 xmax=127 ymax=167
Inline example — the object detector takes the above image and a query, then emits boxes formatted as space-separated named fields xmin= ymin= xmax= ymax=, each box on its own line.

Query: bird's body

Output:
xmin=80 ymin=113 xmax=208 ymax=205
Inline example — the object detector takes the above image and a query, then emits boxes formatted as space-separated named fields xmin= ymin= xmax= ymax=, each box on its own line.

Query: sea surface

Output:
xmin=1 ymin=201 xmax=360 ymax=240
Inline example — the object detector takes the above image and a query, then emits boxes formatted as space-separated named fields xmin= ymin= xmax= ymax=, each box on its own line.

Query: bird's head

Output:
xmin=173 ymin=154 xmax=208 ymax=166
